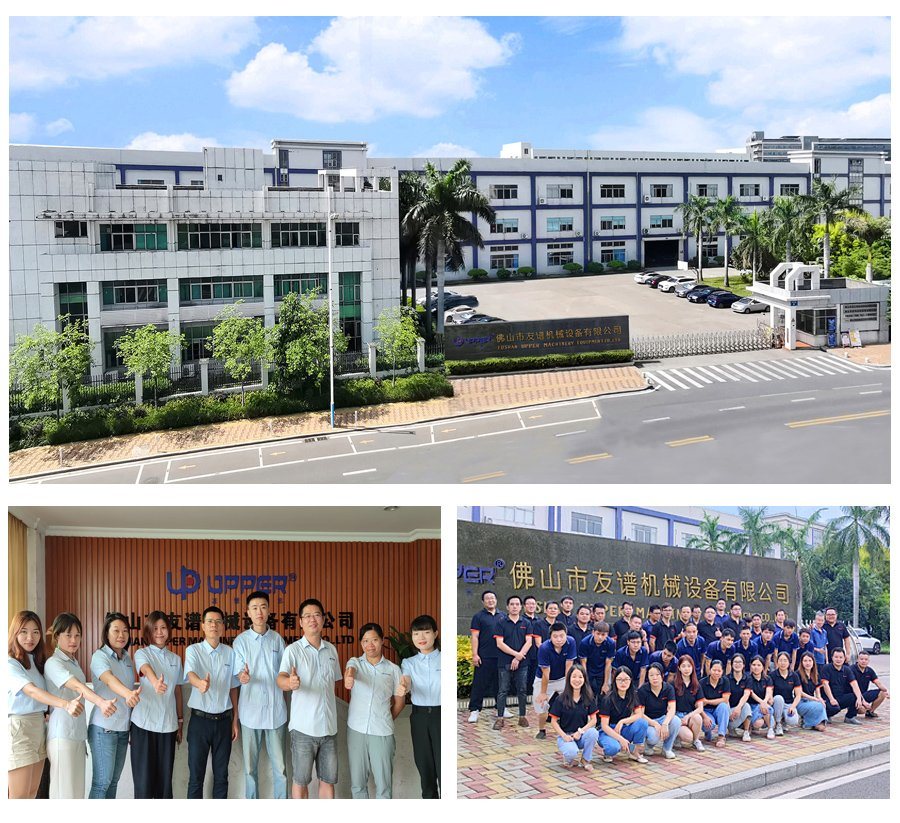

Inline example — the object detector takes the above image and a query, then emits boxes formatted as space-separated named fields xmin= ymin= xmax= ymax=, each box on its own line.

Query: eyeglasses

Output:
xmin=300 ymin=612 xmax=323 ymax=621
xmin=204 ymin=619 xmax=224 ymax=626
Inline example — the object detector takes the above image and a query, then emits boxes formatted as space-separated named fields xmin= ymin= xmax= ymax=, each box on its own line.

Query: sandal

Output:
xmin=630 ymin=753 xmax=649 ymax=764
xmin=582 ymin=761 xmax=595 ymax=772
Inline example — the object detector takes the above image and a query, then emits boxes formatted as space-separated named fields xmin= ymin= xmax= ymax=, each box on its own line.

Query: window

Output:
xmin=339 ymin=271 xmax=362 ymax=350
xmin=546 ymin=184 xmax=574 ymax=199
xmin=599 ymin=184 xmax=626 ymax=199
xmin=813 ymin=159 xmax=822 ymax=178
xmin=490 ymin=254 xmax=519 ymax=269
xmin=102 ymin=279 xmax=168 ymax=308
xmin=182 ymin=324 xmax=214 ymax=361
xmin=502 ymin=507 xmax=535 ymax=525
xmin=323 ymin=150 xmax=342 ymax=170
xmin=649 ymin=215 xmax=674 ymax=228
xmin=335 ymin=222 xmax=360 ymax=247
xmin=189 ymin=179 xmax=204 ymax=186
xmin=547 ymin=247 xmax=574 ymax=265
xmin=179 ymin=276 xmax=264 ymax=304
xmin=271 ymin=222 xmax=326 ymax=248
xmin=99 ymin=223 xmax=167 ymax=251
xmin=546 ymin=216 xmax=574 ymax=232
xmin=490 ymin=218 xmax=519 ymax=234
xmin=278 ymin=148 xmax=290 ymax=168
xmin=54 ymin=221 xmax=87 ymax=238
xmin=650 ymin=184 xmax=672 ymax=198
xmin=599 ymin=240 xmax=626 ymax=263
xmin=779 ymin=184 xmax=800 ymax=196
xmin=796 ymin=307 xmax=837 ymax=335
xmin=702 ymin=242 xmax=719 ymax=258
xmin=103 ymin=328 xmax=136 ymax=369
xmin=58 ymin=283 xmax=88 ymax=327
xmin=599 ymin=216 xmax=625 ymax=231
xmin=696 ymin=183 xmax=718 ymax=198
xmin=848 ymin=159 xmax=864 ymax=206
xmin=274 ymin=273 xmax=328 ymax=297
xmin=739 ymin=183 xmax=760 ymax=197
xmin=177 ymin=222 xmax=261 ymax=250
xmin=632 ymin=524 xmax=658 ymax=543
xmin=491 ymin=184 xmax=518 ymax=200
xmin=136 ymin=178 xmax=165 ymax=185
xmin=572 ymin=512 xmax=603 ymax=536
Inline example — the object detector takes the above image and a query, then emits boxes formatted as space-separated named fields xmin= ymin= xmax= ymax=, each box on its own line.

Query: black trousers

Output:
xmin=525 ymin=656 xmax=538 ymax=695
xmin=187 ymin=711 xmax=232 ymax=799
xmin=410 ymin=706 xmax=440 ymax=799
xmin=468 ymin=657 xmax=499 ymax=711
xmin=825 ymin=692 xmax=859 ymax=719
xmin=130 ymin=723 xmax=177 ymax=799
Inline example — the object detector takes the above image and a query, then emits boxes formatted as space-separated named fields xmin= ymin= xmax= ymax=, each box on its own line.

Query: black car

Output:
xmin=706 ymin=290 xmax=742 ymax=308
xmin=686 ymin=285 xmax=717 ymax=303
xmin=429 ymin=293 xmax=479 ymax=314
xmin=461 ymin=314 xmax=504 ymax=324
xmin=646 ymin=273 xmax=676 ymax=288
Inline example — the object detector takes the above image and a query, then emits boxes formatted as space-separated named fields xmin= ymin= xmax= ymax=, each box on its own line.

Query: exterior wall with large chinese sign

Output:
xmin=457 ymin=522 xmax=800 ymax=634
xmin=45 ymin=535 xmax=440 ymax=703
xmin=445 ymin=315 xmax=630 ymax=360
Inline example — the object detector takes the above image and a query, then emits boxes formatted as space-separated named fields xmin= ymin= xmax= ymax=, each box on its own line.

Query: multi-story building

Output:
xmin=9 ymin=140 xmax=399 ymax=375
xmin=746 ymin=131 xmax=891 ymax=163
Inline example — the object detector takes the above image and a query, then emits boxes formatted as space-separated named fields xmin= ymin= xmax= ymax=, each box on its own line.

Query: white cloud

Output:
xmin=125 ymin=132 xmax=221 ymax=152
xmin=10 ymin=17 xmax=259 ymax=92
xmin=618 ymin=17 xmax=889 ymax=110
xmin=763 ymin=93 xmax=891 ymax=139
xmin=588 ymin=107 xmax=741 ymax=152
xmin=45 ymin=118 xmax=74 ymax=137
xmin=227 ymin=17 xmax=519 ymax=123
xmin=10 ymin=113 xmax=37 ymax=142
xmin=414 ymin=142 xmax=480 ymax=158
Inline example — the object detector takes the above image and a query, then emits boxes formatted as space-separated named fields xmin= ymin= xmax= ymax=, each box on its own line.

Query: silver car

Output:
xmin=848 ymin=626 xmax=882 ymax=655
xmin=732 ymin=297 xmax=769 ymax=314
xmin=659 ymin=275 xmax=696 ymax=293
xmin=674 ymin=280 xmax=702 ymax=297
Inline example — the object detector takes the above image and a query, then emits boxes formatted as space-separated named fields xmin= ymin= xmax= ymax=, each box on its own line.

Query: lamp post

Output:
xmin=326 ymin=175 xmax=336 ymax=428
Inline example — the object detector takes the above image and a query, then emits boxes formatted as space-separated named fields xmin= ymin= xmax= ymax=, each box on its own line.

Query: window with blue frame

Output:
xmin=599 ymin=241 xmax=626 ymax=262
xmin=599 ymin=216 xmax=625 ymax=231
xmin=546 ymin=217 xmax=574 ymax=233
xmin=649 ymin=215 xmax=674 ymax=228
xmin=490 ymin=218 xmax=519 ymax=233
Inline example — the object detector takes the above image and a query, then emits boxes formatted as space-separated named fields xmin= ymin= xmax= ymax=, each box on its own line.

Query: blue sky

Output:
xmin=9 ymin=14 xmax=890 ymax=159
xmin=713 ymin=507 xmax=845 ymax=523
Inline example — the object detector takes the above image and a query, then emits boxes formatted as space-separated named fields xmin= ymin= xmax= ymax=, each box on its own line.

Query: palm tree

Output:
xmin=399 ymin=172 xmax=426 ymax=309
xmin=768 ymin=196 xmax=813 ymax=265
xmin=402 ymin=160 xmax=495 ymax=338
xmin=771 ymin=509 xmax=825 ymax=561
xmin=676 ymin=195 xmax=712 ymax=282
xmin=801 ymin=179 xmax=861 ymax=277
xmin=823 ymin=507 xmax=890 ymax=626
xmin=710 ymin=196 xmax=747 ymax=288
xmin=732 ymin=210 xmax=773 ymax=282
xmin=685 ymin=513 xmax=732 ymax=553
xmin=844 ymin=214 xmax=890 ymax=282
xmin=725 ymin=507 xmax=777 ymax=557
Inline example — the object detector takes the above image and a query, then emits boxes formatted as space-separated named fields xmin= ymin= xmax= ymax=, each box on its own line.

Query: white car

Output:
xmin=659 ymin=275 xmax=696 ymax=293
xmin=848 ymin=626 xmax=882 ymax=655
xmin=633 ymin=271 xmax=658 ymax=284
xmin=731 ymin=297 xmax=768 ymax=314
xmin=444 ymin=306 xmax=478 ymax=324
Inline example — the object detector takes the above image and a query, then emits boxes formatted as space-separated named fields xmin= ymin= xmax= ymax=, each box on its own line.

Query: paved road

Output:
xmin=20 ymin=350 xmax=889 ymax=484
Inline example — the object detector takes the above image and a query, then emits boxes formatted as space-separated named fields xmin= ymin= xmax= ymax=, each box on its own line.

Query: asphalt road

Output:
xmin=21 ymin=351 xmax=890 ymax=484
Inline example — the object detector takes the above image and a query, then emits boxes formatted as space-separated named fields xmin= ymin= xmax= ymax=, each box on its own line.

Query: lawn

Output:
xmin=694 ymin=274 xmax=752 ymax=297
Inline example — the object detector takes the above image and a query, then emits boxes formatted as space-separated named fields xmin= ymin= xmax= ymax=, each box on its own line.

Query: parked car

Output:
xmin=686 ymin=285 xmax=718 ymax=303
xmin=429 ymin=293 xmax=479 ymax=314
xmin=659 ymin=275 xmax=696 ymax=293
xmin=646 ymin=273 xmax=677 ymax=288
xmin=633 ymin=271 xmax=658 ymax=284
xmin=444 ymin=306 xmax=478 ymax=324
xmin=418 ymin=289 xmax=460 ymax=306
xmin=731 ymin=297 xmax=768 ymax=314
xmin=461 ymin=314 xmax=504 ymax=324
xmin=707 ymin=290 xmax=742 ymax=308
xmin=848 ymin=626 xmax=882 ymax=655
xmin=674 ymin=280 xmax=702 ymax=297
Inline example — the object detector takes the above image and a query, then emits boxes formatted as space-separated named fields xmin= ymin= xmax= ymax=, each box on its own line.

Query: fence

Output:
xmin=631 ymin=327 xmax=777 ymax=360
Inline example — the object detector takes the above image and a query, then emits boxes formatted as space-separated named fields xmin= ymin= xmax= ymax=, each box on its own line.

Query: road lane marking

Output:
xmin=666 ymin=435 xmax=714 ymax=447
xmin=717 ymin=363 xmax=757 ymax=382
xmin=860 ymin=390 xmax=882 ymax=395
xmin=729 ymin=362 xmax=770 ymax=381
xmin=462 ymin=471 xmax=507 ymax=483
xmin=786 ymin=409 xmax=889 ymax=429
xmin=258 ymin=447 xmax=263 ymax=468
xmin=527 ymin=413 xmax=543 ymax=419
xmin=694 ymin=365 xmax=727 ymax=383
xmin=177 ymin=464 xmax=197 ymax=470
xmin=566 ymin=453 xmax=612 ymax=464
xmin=134 ymin=464 xmax=144 ymax=485
xmin=790 ymin=397 xmax=817 ymax=403
xmin=642 ymin=417 xmax=671 ymax=423
xmin=742 ymin=360 xmax=785 ymax=380
xmin=269 ymin=451 xmax=287 ymax=456
xmin=669 ymin=368 xmax=706 ymax=387
xmin=832 ymin=383 xmax=882 ymax=391
xmin=343 ymin=468 xmax=377 ymax=476
xmin=555 ymin=429 xmax=586 ymax=437
xmin=719 ymin=406 xmax=745 ymax=411
xmin=440 ymin=428 xmax=456 ymax=433
xmin=654 ymin=370 xmax=691 ymax=389
xmin=759 ymin=389 xmax=823 ymax=398
xmin=359 ymin=439 xmax=375 ymax=444
xmin=648 ymin=372 xmax=677 ymax=391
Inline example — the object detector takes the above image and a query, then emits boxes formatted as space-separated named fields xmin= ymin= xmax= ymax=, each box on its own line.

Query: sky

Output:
xmin=712 ymin=507 xmax=845 ymax=523
xmin=7 ymin=13 xmax=891 ymax=159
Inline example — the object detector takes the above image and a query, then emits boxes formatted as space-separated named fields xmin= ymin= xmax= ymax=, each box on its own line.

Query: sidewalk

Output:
xmin=822 ymin=343 xmax=891 ymax=367
xmin=457 ymin=707 xmax=889 ymax=799
xmin=9 ymin=365 xmax=646 ymax=477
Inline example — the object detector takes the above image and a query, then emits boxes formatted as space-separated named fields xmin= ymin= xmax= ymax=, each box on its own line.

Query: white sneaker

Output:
xmin=503 ymin=708 xmax=514 ymax=718
xmin=766 ymin=726 xmax=775 ymax=739
xmin=663 ymin=749 xmax=677 ymax=760
xmin=775 ymin=722 xmax=784 ymax=736
xmin=692 ymin=739 xmax=706 ymax=752
xmin=742 ymin=730 xmax=752 ymax=742
xmin=644 ymin=745 xmax=657 ymax=755
xmin=468 ymin=710 xmax=480 ymax=723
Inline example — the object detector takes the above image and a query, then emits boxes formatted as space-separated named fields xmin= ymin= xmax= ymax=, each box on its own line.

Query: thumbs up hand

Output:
xmin=197 ymin=672 xmax=211 ymax=694
xmin=66 ymin=696 xmax=84 ymax=718
xmin=396 ymin=675 xmax=411 ymax=697
xmin=101 ymin=697 xmax=118 ymax=718
xmin=238 ymin=663 xmax=251 ymax=685
xmin=344 ymin=667 xmax=356 ymax=690
xmin=154 ymin=672 xmax=168 ymax=695
xmin=126 ymin=685 xmax=142 ymax=708
xmin=288 ymin=666 xmax=301 ymax=691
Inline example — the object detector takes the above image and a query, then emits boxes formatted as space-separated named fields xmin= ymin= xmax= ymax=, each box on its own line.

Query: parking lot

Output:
xmin=445 ymin=270 xmax=764 ymax=336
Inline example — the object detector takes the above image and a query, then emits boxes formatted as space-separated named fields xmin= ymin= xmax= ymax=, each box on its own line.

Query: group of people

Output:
xmin=468 ymin=593 xmax=888 ymax=771
xmin=8 ymin=595 xmax=441 ymax=799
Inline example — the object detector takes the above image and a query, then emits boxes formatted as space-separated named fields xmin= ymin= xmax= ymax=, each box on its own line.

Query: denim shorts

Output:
xmin=290 ymin=730 xmax=338 ymax=786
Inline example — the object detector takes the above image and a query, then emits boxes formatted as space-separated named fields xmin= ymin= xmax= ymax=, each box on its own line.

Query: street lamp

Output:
xmin=326 ymin=175 xmax=336 ymax=428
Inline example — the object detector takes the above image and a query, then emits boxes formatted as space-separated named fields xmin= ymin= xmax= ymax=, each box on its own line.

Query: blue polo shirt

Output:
xmin=705 ymin=641 xmax=735 ymax=670
xmin=753 ymin=637 xmax=776 ymax=663
xmin=774 ymin=631 xmax=800 ymax=658
xmin=537 ymin=637 xmax=577 ymax=682
xmin=713 ymin=612 xmax=729 ymax=628
xmin=493 ymin=615 xmax=532 ymax=665
xmin=676 ymin=637 xmax=706 ymax=671
xmin=648 ymin=651 xmax=678 ymax=679
xmin=578 ymin=635 xmax=616 ymax=679
xmin=796 ymin=641 xmax=816 ymax=668
xmin=470 ymin=609 xmax=503 ymax=660
xmin=613 ymin=645 xmax=649 ymax=683
xmin=732 ymin=640 xmax=757 ymax=670
xmin=809 ymin=625 xmax=829 ymax=665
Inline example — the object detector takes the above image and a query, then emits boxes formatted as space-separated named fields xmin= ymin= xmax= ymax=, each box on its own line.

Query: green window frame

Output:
xmin=271 ymin=222 xmax=326 ymax=248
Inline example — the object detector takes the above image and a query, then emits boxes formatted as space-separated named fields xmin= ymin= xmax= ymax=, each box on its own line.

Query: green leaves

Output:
xmin=374 ymin=306 xmax=419 ymax=383
xmin=114 ymin=325 xmax=184 ymax=382
xmin=210 ymin=302 xmax=270 ymax=400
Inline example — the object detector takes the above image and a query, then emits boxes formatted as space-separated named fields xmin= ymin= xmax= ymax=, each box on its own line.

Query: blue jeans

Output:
xmin=598 ymin=717 xmax=648 ymax=757
xmin=751 ymin=703 xmax=774 ymax=728
xmin=703 ymin=703 xmax=730 ymax=739
xmin=497 ymin=663 xmax=529 ymax=717
xmin=88 ymin=724 xmax=129 ymax=799
xmin=241 ymin=724 xmax=287 ymax=799
xmin=794 ymin=699 xmax=827 ymax=727
xmin=645 ymin=714 xmax=681 ymax=752
xmin=557 ymin=727 xmax=599 ymax=763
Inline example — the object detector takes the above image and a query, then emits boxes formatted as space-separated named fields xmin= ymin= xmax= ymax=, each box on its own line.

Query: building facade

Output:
xmin=746 ymin=131 xmax=891 ymax=163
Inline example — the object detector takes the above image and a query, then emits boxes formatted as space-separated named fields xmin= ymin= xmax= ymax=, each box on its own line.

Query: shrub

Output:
xmin=517 ymin=266 xmax=536 ymax=278
xmin=714 ymin=255 xmax=724 ymax=266
xmin=467 ymin=268 xmax=488 ymax=280
xmin=496 ymin=268 xmax=512 ymax=280
xmin=446 ymin=350 xmax=634 ymax=375
xmin=626 ymin=259 xmax=642 ymax=271
xmin=415 ymin=270 xmax=430 ymax=285
xmin=457 ymin=636 xmax=474 ymax=699
xmin=562 ymin=262 xmax=584 ymax=275
xmin=607 ymin=259 xmax=626 ymax=271
xmin=585 ymin=261 xmax=605 ymax=274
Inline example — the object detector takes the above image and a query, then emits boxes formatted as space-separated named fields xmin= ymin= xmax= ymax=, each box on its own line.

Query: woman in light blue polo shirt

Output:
xmin=400 ymin=614 xmax=440 ymax=799
xmin=89 ymin=612 xmax=141 ymax=799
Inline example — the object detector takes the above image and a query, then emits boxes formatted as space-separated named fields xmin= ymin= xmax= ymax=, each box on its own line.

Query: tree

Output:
xmin=725 ymin=507 xmax=778 ymax=557
xmin=270 ymin=290 xmax=346 ymax=394
xmin=114 ymin=324 xmax=184 ymax=406
xmin=732 ymin=210 xmax=776 ymax=281
xmin=374 ymin=305 xmax=419 ymax=383
xmin=801 ymin=179 xmax=861 ymax=277
xmin=844 ymin=214 xmax=891 ymax=282
xmin=771 ymin=509 xmax=825 ymax=562
xmin=9 ymin=318 xmax=93 ymax=418
xmin=822 ymin=507 xmax=890 ymax=627
xmin=676 ymin=195 xmax=712 ymax=282
xmin=209 ymin=302 xmax=270 ymax=404
xmin=768 ymin=196 xmax=814 ymax=265
xmin=399 ymin=171 xmax=426 ymax=309
xmin=402 ymin=159 xmax=495 ymax=339
xmin=710 ymin=195 xmax=747 ymax=287
xmin=685 ymin=513 xmax=732 ymax=553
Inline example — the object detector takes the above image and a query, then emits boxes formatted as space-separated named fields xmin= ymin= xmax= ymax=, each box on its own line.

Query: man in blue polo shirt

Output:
xmin=493 ymin=595 xmax=533 ymax=730
xmin=648 ymin=641 xmax=679 ymax=682
xmin=578 ymin=621 xmax=615 ymax=697
xmin=676 ymin=622 xmax=706 ymax=674
xmin=713 ymin=599 xmax=728 ymax=627
xmin=642 ymin=605 xmax=661 ymax=640
xmin=468 ymin=591 xmax=504 ymax=724
xmin=749 ymin=613 xmax=763 ymax=643
xmin=534 ymin=623 xmax=577 ymax=740
xmin=753 ymin=623 xmax=776 ymax=670
xmin=796 ymin=628 xmax=816 ymax=669
xmin=774 ymin=620 xmax=801 ymax=670
xmin=732 ymin=626 xmax=757 ymax=671
xmin=809 ymin=611 xmax=829 ymax=666
xmin=613 ymin=631 xmax=649 ymax=687
xmin=705 ymin=629 xmax=736 ymax=676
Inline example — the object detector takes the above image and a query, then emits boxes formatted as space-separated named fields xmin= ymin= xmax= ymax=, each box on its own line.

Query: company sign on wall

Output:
xmin=457 ymin=522 xmax=799 ymax=634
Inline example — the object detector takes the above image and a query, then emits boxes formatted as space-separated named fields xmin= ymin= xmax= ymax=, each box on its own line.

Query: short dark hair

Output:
xmin=358 ymin=622 xmax=384 ymax=642
xmin=524 ymin=596 xmax=537 ymax=605
xmin=721 ymin=628 xmax=735 ymax=639
xmin=593 ymin=602 xmax=606 ymax=611
xmin=762 ymin=623 xmax=775 ymax=632
xmin=661 ymin=603 xmax=672 ymax=611
xmin=593 ymin=621 xmax=610 ymax=634
xmin=648 ymin=604 xmax=660 ymax=613
xmin=246 ymin=590 xmax=269 ymax=607
xmin=740 ymin=625 xmax=751 ymax=634
xmin=625 ymin=630 xmax=642 ymax=642
xmin=799 ymin=627 xmax=811 ymax=637
xmin=705 ymin=605 xmax=715 ymax=613
xmin=49 ymin=612 xmax=82 ymax=646
xmin=731 ymin=602 xmax=742 ymax=609
xmin=142 ymin=611 xmax=172 ymax=646
xmin=506 ymin=595 xmax=521 ymax=606
xmin=663 ymin=641 xmax=677 ymax=654
xmin=299 ymin=598 xmax=325 ymax=618
xmin=561 ymin=596 xmax=574 ymax=604
xmin=621 ymin=601 xmax=633 ymax=609
xmin=751 ymin=613 xmax=762 ymax=620
xmin=831 ymin=646 xmax=846 ymax=658
xmin=784 ymin=619 xmax=796 ymax=629
xmin=101 ymin=612 xmax=130 ymax=650
xmin=545 ymin=601 xmax=559 ymax=610
xmin=481 ymin=590 xmax=496 ymax=601
xmin=202 ymin=606 xmax=225 ymax=622
xmin=708 ymin=658 xmax=724 ymax=670
xmin=550 ymin=622 xmax=568 ymax=635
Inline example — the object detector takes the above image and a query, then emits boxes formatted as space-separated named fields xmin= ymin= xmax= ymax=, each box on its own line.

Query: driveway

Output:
xmin=445 ymin=271 xmax=764 ymax=336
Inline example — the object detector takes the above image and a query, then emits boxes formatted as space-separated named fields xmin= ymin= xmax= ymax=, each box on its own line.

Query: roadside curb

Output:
xmin=647 ymin=736 xmax=890 ymax=799
xmin=819 ymin=348 xmax=891 ymax=370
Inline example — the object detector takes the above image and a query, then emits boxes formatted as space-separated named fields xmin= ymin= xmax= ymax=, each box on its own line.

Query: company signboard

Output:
xmin=457 ymin=521 xmax=799 ymax=634
xmin=445 ymin=315 xmax=630 ymax=361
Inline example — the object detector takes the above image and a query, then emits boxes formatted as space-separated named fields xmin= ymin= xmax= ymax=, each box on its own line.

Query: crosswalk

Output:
xmin=646 ymin=354 xmax=881 ymax=392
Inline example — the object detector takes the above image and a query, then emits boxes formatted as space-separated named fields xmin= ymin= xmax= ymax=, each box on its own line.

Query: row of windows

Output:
xmin=177 ymin=223 xmax=262 ymax=250
xmin=179 ymin=277 xmax=264 ymax=303
xmin=483 ymin=183 xmax=810 ymax=202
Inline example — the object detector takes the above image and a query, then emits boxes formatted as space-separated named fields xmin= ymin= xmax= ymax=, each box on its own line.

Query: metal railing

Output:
xmin=632 ymin=327 xmax=776 ymax=360
xmin=333 ymin=350 xmax=369 ymax=375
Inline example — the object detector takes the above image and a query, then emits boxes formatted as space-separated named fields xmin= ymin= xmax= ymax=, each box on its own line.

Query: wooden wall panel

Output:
xmin=44 ymin=536 xmax=440 ymax=700
xmin=8 ymin=514 xmax=29 ymax=624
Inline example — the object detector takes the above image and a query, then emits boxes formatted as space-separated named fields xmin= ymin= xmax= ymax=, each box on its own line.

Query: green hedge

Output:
xmin=9 ymin=372 xmax=455 ymax=451
xmin=446 ymin=349 xmax=633 ymax=375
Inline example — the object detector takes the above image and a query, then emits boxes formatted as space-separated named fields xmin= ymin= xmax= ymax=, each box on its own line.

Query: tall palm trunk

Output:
xmin=436 ymin=238 xmax=446 ymax=336
xmin=852 ymin=549 xmax=860 ymax=627
xmin=823 ymin=224 xmax=831 ymax=278
xmin=423 ymin=262 xmax=433 ymax=342
xmin=723 ymin=239 xmax=730 ymax=288
xmin=696 ymin=229 xmax=704 ymax=282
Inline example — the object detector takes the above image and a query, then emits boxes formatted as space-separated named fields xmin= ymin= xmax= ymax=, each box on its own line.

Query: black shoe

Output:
xmin=844 ymin=716 xmax=862 ymax=725
xmin=535 ymin=729 xmax=546 ymax=740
